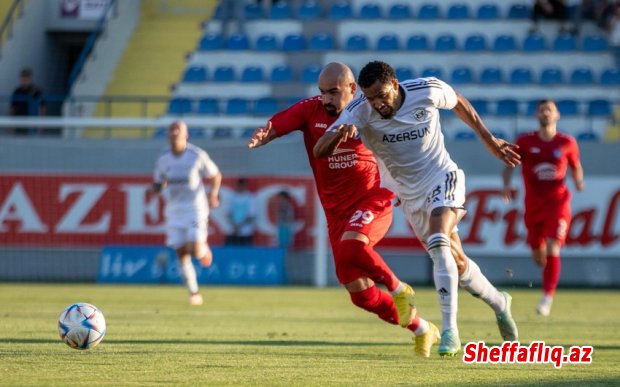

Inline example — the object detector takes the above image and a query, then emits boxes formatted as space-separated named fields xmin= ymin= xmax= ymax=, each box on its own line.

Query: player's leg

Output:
xmin=168 ymin=226 xmax=202 ymax=305
xmin=184 ymin=220 xmax=208 ymax=305
xmin=538 ymin=210 xmax=569 ymax=316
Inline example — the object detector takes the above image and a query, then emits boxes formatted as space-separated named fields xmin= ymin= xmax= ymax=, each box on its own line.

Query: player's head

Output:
xmin=19 ymin=68 xmax=32 ymax=85
xmin=168 ymin=120 xmax=188 ymax=151
xmin=318 ymin=62 xmax=357 ymax=116
xmin=536 ymin=99 xmax=560 ymax=127
xmin=358 ymin=61 xmax=400 ymax=119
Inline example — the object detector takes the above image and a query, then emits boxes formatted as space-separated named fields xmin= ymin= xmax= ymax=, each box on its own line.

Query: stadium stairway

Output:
xmin=86 ymin=0 xmax=216 ymax=138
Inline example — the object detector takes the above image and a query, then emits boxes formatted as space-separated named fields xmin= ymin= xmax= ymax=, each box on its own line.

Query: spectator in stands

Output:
xmin=225 ymin=177 xmax=257 ymax=246
xmin=150 ymin=120 xmax=222 ymax=306
xmin=531 ymin=0 xmax=570 ymax=33
xmin=502 ymin=99 xmax=584 ymax=317
xmin=608 ymin=2 xmax=620 ymax=66
xmin=10 ymin=67 xmax=45 ymax=135
xmin=275 ymin=190 xmax=295 ymax=250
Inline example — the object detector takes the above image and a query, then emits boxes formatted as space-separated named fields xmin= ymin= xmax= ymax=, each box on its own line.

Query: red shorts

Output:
xmin=524 ymin=199 xmax=571 ymax=249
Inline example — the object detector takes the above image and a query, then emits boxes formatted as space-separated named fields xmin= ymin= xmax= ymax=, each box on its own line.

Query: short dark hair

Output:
xmin=537 ymin=99 xmax=556 ymax=109
xmin=358 ymin=61 xmax=396 ymax=88
xmin=20 ymin=68 xmax=32 ymax=77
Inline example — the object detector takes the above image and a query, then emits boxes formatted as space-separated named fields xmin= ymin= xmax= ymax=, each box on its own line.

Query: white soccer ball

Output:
xmin=58 ymin=303 xmax=106 ymax=350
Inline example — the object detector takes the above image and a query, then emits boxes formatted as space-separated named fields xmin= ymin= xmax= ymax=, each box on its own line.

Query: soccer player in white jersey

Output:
xmin=315 ymin=61 xmax=521 ymax=357
xmin=151 ymin=120 xmax=222 ymax=306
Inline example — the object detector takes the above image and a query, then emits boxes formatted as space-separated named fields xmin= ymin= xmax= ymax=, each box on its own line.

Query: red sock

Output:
xmin=349 ymin=286 xmax=399 ymax=325
xmin=407 ymin=315 xmax=421 ymax=332
xmin=542 ymin=255 xmax=561 ymax=296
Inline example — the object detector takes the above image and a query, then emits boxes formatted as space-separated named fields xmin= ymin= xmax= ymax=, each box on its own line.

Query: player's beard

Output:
xmin=323 ymin=103 xmax=339 ymax=116
xmin=376 ymin=104 xmax=395 ymax=119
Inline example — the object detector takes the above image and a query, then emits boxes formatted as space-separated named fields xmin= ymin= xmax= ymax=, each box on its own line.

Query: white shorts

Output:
xmin=400 ymin=169 xmax=467 ymax=244
xmin=166 ymin=215 xmax=208 ymax=249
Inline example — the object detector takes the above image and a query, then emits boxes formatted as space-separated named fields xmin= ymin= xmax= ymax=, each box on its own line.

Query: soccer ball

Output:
xmin=58 ymin=302 xmax=106 ymax=350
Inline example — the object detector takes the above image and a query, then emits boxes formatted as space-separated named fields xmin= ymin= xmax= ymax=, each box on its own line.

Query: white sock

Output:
xmin=459 ymin=258 xmax=506 ymax=314
xmin=427 ymin=233 xmax=459 ymax=332
xmin=414 ymin=317 xmax=430 ymax=336
xmin=180 ymin=258 xmax=199 ymax=295
xmin=389 ymin=281 xmax=404 ymax=295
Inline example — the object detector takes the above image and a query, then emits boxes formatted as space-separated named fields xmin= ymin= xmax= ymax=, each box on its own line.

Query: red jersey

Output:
xmin=515 ymin=131 xmax=580 ymax=203
xmin=270 ymin=96 xmax=393 ymax=214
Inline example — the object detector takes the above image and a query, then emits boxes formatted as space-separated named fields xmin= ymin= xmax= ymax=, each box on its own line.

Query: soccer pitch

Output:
xmin=0 ymin=284 xmax=618 ymax=386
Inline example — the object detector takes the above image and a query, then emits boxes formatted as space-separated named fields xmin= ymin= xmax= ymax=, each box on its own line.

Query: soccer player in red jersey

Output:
xmin=502 ymin=99 xmax=584 ymax=316
xmin=248 ymin=62 xmax=440 ymax=357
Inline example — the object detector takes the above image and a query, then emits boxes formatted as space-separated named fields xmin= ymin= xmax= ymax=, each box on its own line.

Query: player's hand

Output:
xmin=501 ymin=186 xmax=516 ymax=203
xmin=337 ymin=124 xmax=358 ymax=142
xmin=489 ymin=138 xmax=520 ymax=167
xmin=575 ymin=180 xmax=585 ymax=192
xmin=208 ymin=192 xmax=220 ymax=209
xmin=248 ymin=121 xmax=274 ymax=149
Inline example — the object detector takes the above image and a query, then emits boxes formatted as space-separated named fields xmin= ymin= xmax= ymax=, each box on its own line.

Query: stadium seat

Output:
xmin=377 ymin=34 xmax=399 ymax=51
xmin=226 ymin=98 xmax=250 ymax=115
xmin=241 ymin=127 xmax=257 ymax=138
xmin=302 ymin=64 xmax=322 ymax=83
xmin=510 ymin=67 xmax=533 ymax=84
xmin=582 ymin=34 xmax=608 ymax=52
xmin=450 ymin=66 xmax=473 ymax=84
xmin=470 ymin=99 xmax=489 ymax=115
xmin=199 ymin=33 xmax=223 ymax=51
xmin=309 ymin=32 xmax=334 ymax=50
xmin=188 ymin=127 xmax=206 ymax=138
xmin=496 ymin=99 xmax=519 ymax=116
xmin=464 ymin=34 xmax=486 ymax=51
xmin=345 ymin=34 xmax=369 ymax=51
xmin=329 ymin=1 xmax=352 ymax=19
xmin=447 ymin=4 xmax=470 ymax=19
xmin=256 ymin=34 xmax=278 ymax=51
xmin=421 ymin=67 xmax=443 ymax=78
xmin=213 ymin=66 xmax=235 ymax=82
xmin=359 ymin=3 xmax=381 ymax=19
xmin=508 ymin=4 xmax=530 ymax=19
xmin=282 ymin=33 xmax=307 ymax=51
xmin=491 ymin=130 xmax=508 ymax=139
xmin=213 ymin=127 xmax=233 ymax=138
xmin=254 ymin=97 xmax=279 ymax=116
xmin=270 ymin=2 xmax=291 ymax=19
xmin=244 ymin=3 xmax=263 ymax=19
xmin=576 ymin=131 xmax=599 ymax=141
xmin=523 ymin=34 xmax=546 ymax=51
xmin=153 ymin=127 xmax=167 ymax=138
xmin=182 ymin=66 xmax=207 ymax=83
xmin=271 ymin=65 xmax=293 ymax=83
xmin=570 ymin=68 xmax=594 ymax=85
xmin=477 ymin=4 xmax=499 ymax=19
xmin=298 ymin=1 xmax=321 ymax=20
xmin=493 ymin=35 xmax=517 ymax=52
xmin=601 ymin=68 xmax=620 ymax=85
xmin=227 ymin=34 xmax=250 ymax=50
xmin=587 ymin=99 xmax=611 ymax=116
xmin=480 ymin=67 xmax=503 ymax=84
xmin=556 ymin=99 xmax=579 ymax=116
xmin=418 ymin=4 xmax=440 ymax=19
xmin=241 ymin=66 xmax=264 ymax=83
xmin=435 ymin=34 xmax=457 ymax=51
xmin=388 ymin=3 xmax=411 ymax=19
xmin=526 ymin=99 xmax=539 ymax=116
xmin=197 ymin=98 xmax=219 ymax=115
xmin=168 ymin=98 xmax=193 ymax=115
xmin=454 ymin=131 xmax=476 ymax=140
xmin=395 ymin=66 xmax=413 ymax=80
xmin=406 ymin=34 xmax=429 ymax=50
xmin=539 ymin=67 xmax=564 ymax=85
xmin=552 ymin=34 xmax=576 ymax=51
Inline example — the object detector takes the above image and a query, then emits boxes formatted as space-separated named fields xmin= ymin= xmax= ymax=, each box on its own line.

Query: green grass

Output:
xmin=0 ymin=284 xmax=619 ymax=386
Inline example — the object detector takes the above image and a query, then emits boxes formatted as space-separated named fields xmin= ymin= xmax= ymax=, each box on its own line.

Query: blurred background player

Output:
xmin=319 ymin=61 xmax=520 ymax=357
xmin=248 ymin=62 xmax=440 ymax=357
xmin=225 ymin=177 xmax=257 ymax=246
xmin=150 ymin=120 xmax=222 ymax=305
xmin=502 ymin=99 xmax=584 ymax=316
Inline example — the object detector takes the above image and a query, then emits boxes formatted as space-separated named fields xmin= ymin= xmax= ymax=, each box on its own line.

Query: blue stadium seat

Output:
xmin=199 ymin=33 xmax=223 ymax=51
xmin=329 ymin=1 xmax=352 ymax=19
xmin=510 ymin=67 xmax=533 ymax=84
xmin=447 ymin=4 xmax=470 ymax=19
xmin=477 ymin=4 xmax=499 ymax=19
xmin=508 ymin=4 xmax=530 ymax=19
xmin=421 ymin=67 xmax=443 ymax=78
xmin=451 ymin=66 xmax=473 ymax=84
xmin=526 ymin=99 xmax=539 ymax=116
xmin=270 ymin=2 xmax=291 ymax=19
xmin=406 ymin=34 xmax=428 ymax=50
xmin=493 ymin=34 xmax=517 ymax=52
xmin=256 ymin=34 xmax=278 ymax=51
xmin=359 ymin=3 xmax=381 ymax=19
xmin=213 ymin=127 xmax=233 ymax=139
xmin=496 ymin=99 xmax=519 ymax=116
xmin=552 ymin=34 xmax=576 ymax=51
xmin=226 ymin=98 xmax=250 ymax=115
xmin=492 ymin=130 xmax=508 ymax=139
xmin=271 ymin=65 xmax=293 ymax=83
xmin=302 ymin=64 xmax=322 ymax=83
xmin=388 ymin=3 xmax=411 ymax=19
xmin=395 ymin=66 xmax=413 ymax=80
xmin=345 ymin=34 xmax=369 ymax=51
xmin=153 ymin=127 xmax=167 ymax=138
xmin=470 ymin=99 xmax=489 ymax=115
xmin=254 ymin=97 xmax=279 ymax=116
xmin=241 ymin=127 xmax=257 ymax=138
xmin=588 ymin=99 xmax=611 ymax=116
xmin=455 ymin=131 xmax=476 ymax=140
xmin=377 ymin=34 xmax=399 ymax=51
xmin=227 ymin=34 xmax=250 ymax=50
xmin=576 ymin=131 xmax=599 ymax=141
xmin=582 ymin=34 xmax=608 ymax=52
xmin=556 ymin=99 xmax=578 ymax=116
xmin=601 ymin=68 xmax=620 ymax=85
xmin=168 ymin=98 xmax=193 ymax=115
xmin=480 ymin=67 xmax=503 ymax=84
xmin=182 ymin=66 xmax=207 ymax=83
xmin=188 ymin=127 xmax=206 ymax=138
xmin=464 ymin=34 xmax=486 ymax=51
xmin=197 ymin=98 xmax=219 ymax=115
xmin=298 ymin=1 xmax=321 ymax=20
xmin=244 ymin=3 xmax=263 ymax=19
xmin=282 ymin=33 xmax=307 ymax=51
xmin=435 ymin=34 xmax=457 ymax=51
xmin=418 ymin=4 xmax=440 ymax=19
xmin=570 ymin=68 xmax=594 ymax=85
xmin=241 ymin=66 xmax=264 ymax=83
xmin=309 ymin=32 xmax=334 ymax=50
xmin=213 ymin=66 xmax=235 ymax=82
xmin=539 ymin=67 xmax=563 ymax=85
xmin=523 ymin=34 xmax=546 ymax=51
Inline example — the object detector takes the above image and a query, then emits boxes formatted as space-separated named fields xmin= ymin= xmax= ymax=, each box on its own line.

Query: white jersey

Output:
xmin=328 ymin=77 xmax=458 ymax=200
xmin=153 ymin=143 xmax=220 ymax=224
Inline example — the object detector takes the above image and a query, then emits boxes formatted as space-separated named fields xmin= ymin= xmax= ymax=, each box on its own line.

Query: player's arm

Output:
xmin=567 ymin=138 xmax=585 ymax=192
xmin=501 ymin=166 xmax=516 ymax=203
xmin=571 ymin=162 xmax=585 ymax=192
xmin=248 ymin=121 xmax=277 ymax=148
xmin=249 ymin=101 xmax=310 ymax=149
xmin=206 ymin=171 xmax=222 ymax=209
xmin=313 ymin=124 xmax=358 ymax=158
